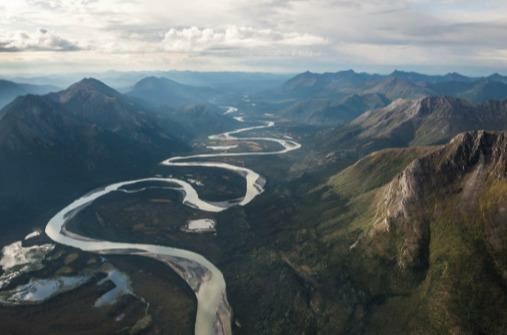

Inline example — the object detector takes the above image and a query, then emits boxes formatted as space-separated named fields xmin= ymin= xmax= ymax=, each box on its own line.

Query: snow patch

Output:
xmin=181 ymin=219 xmax=216 ymax=233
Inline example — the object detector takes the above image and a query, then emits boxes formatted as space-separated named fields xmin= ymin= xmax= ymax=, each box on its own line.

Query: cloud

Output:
xmin=1 ymin=0 xmax=507 ymax=74
xmin=0 ymin=28 xmax=80 ymax=52
xmin=162 ymin=26 xmax=327 ymax=52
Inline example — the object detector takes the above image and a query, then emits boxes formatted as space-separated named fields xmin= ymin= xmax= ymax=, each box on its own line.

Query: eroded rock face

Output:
xmin=372 ymin=131 xmax=507 ymax=270
xmin=351 ymin=96 xmax=507 ymax=146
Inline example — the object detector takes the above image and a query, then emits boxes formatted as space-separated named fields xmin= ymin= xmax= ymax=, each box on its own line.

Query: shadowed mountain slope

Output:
xmin=0 ymin=78 xmax=187 ymax=236
xmin=328 ymin=96 xmax=507 ymax=153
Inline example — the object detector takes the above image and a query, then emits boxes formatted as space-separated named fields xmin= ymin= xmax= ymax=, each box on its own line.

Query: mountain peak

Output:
xmin=488 ymin=73 xmax=504 ymax=79
xmin=391 ymin=69 xmax=409 ymax=75
xmin=449 ymin=130 xmax=507 ymax=164
xmin=384 ymin=74 xmax=410 ymax=83
xmin=389 ymin=69 xmax=423 ymax=78
xmin=336 ymin=69 xmax=356 ymax=75
xmin=134 ymin=76 xmax=179 ymax=87
xmin=297 ymin=71 xmax=317 ymax=78
xmin=442 ymin=72 xmax=471 ymax=82
xmin=349 ymin=95 xmax=507 ymax=148
xmin=419 ymin=95 xmax=464 ymax=106
xmin=61 ymin=78 xmax=119 ymax=99
xmin=139 ymin=76 xmax=167 ymax=82
xmin=127 ymin=76 xmax=215 ymax=108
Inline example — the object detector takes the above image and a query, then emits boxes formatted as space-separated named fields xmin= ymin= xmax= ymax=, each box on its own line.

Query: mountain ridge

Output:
xmin=337 ymin=96 xmax=507 ymax=150
xmin=292 ymin=130 xmax=507 ymax=334
xmin=0 ymin=78 xmax=188 ymax=235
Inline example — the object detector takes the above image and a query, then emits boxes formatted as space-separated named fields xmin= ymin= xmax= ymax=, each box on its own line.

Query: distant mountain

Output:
xmin=0 ymin=78 xmax=187 ymax=233
xmin=159 ymin=104 xmax=240 ymax=138
xmin=364 ymin=75 xmax=433 ymax=99
xmin=0 ymin=79 xmax=58 ymax=109
xmin=424 ymin=79 xmax=475 ymax=96
xmin=164 ymin=71 xmax=293 ymax=94
xmin=458 ymin=78 xmax=507 ymax=102
xmin=337 ymin=96 xmax=507 ymax=150
xmin=126 ymin=76 xmax=217 ymax=108
xmin=46 ymin=78 xmax=179 ymax=145
xmin=316 ymin=131 xmax=507 ymax=334
xmin=279 ymin=70 xmax=507 ymax=109
xmin=6 ymin=71 xmax=293 ymax=97
xmin=389 ymin=70 xmax=476 ymax=84
xmin=487 ymin=73 xmax=507 ymax=83
xmin=442 ymin=71 xmax=476 ymax=82
xmin=282 ymin=70 xmax=384 ymax=97
xmin=277 ymin=70 xmax=507 ymax=125
xmin=281 ymin=70 xmax=429 ymax=99
xmin=388 ymin=70 xmax=441 ymax=84
xmin=282 ymin=93 xmax=390 ymax=124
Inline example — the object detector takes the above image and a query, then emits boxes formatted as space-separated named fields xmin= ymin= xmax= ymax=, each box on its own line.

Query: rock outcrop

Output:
xmin=372 ymin=131 xmax=507 ymax=269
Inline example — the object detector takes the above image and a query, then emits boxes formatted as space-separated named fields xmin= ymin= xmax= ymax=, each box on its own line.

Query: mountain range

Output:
xmin=280 ymin=93 xmax=390 ymax=124
xmin=2 ymin=69 xmax=507 ymax=334
xmin=275 ymin=70 xmax=507 ymax=124
xmin=283 ymin=70 xmax=507 ymax=100
xmin=322 ymin=96 xmax=507 ymax=155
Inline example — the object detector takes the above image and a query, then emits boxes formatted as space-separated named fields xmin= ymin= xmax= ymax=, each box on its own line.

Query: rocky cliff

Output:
xmin=371 ymin=131 xmax=507 ymax=271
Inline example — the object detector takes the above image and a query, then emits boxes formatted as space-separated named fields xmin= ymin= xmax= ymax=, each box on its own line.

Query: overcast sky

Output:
xmin=1 ymin=0 xmax=507 ymax=75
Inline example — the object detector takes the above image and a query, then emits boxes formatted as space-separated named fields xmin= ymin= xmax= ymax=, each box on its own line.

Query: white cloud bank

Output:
xmin=162 ymin=26 xmax=327 ymax=52
xmin=0 ymin=28 xmax=80 ymax=52
xmin=1 ymin=0 xmax=507 ymax=74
